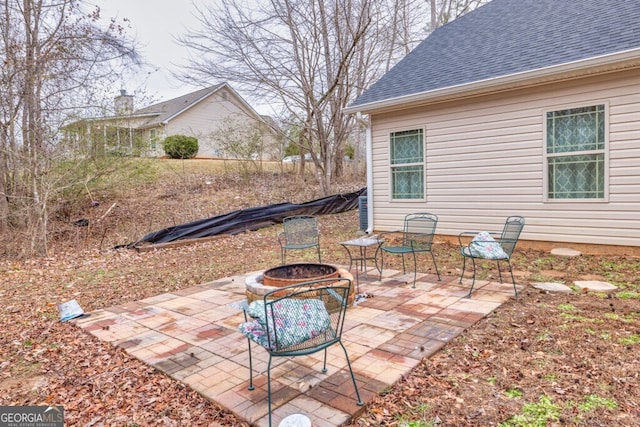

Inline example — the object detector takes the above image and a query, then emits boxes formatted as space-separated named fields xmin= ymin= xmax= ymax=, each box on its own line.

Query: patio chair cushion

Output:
xmin=464 ymin=231 xmax=508 ymax=259
xmin=239 ymin=298 xmax=331 ymax=349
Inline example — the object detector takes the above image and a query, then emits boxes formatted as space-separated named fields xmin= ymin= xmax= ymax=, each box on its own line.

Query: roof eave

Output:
xmin=344 ymin=48 xmax=640 ymax=115
xmin=160 ymin=83 xmax=266 ymax=124
xmin=82 ymin=112 xmax=159 ymax=122
xmin=162 ymin=84 xmax=224 ymax=123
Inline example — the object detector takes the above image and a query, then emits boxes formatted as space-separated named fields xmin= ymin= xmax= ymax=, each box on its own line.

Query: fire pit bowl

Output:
xmin=263 ymin=263 xmax=339 ymax=287
xmin=245 ymin=263 xmax=354 ymax=305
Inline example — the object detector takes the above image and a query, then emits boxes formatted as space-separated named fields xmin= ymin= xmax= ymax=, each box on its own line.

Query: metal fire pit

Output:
xmin=262 ymin=263 xmax=339 ymax=287
xmin=245 ymin=263 xmax=354 ymax=305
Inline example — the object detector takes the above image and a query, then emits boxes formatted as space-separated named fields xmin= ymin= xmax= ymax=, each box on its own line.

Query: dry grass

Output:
xmin=1 ymin=159 xmax=638 ymax=426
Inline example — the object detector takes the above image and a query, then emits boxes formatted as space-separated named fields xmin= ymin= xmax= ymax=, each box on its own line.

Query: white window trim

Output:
xmin=388 ymin=126 xmax=427 ymax=202
xmin=542 ymin=101 xmax=609 ymax=203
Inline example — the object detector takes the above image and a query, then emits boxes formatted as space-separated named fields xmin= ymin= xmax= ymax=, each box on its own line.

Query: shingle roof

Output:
xmin=350 ymin=0 xmax=640 ymax=109
xmin=135 ymin=84 xmax=224 ymax=126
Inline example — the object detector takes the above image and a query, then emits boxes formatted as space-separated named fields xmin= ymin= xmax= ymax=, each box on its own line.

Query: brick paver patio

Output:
xmin=74 ymin=266 xmax=521 ymax=426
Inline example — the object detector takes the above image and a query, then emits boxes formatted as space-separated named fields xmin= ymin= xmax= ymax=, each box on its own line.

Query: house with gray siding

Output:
xmin=345 ymin=0 xmax=640 ymax=251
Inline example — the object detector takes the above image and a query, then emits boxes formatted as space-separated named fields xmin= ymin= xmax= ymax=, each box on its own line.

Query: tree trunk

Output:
xmin=0 ymin=170 xmax=8 ymax=233
xmin=0 ymin=0 xmax=139 ymax=256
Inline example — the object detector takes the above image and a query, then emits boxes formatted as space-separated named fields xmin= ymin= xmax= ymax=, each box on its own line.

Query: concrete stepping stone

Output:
xmin=551 ymin=248 xmax=582 ymax=257
xmin=532 ymin=282 xmax=572 ymax=293
xmin=574 ymin=280 xmax=617 ymax=293
xmin=279 ymin=414 xmax=312 ymax=427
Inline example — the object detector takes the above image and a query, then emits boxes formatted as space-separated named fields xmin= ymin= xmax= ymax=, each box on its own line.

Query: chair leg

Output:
xmin=247 ymin=339 xmax=255 ymax=391
xmin=339 ymin=341 xmax=364 ymax=406
xmin=459 ymin=257 xmax=467 ymax=284
xmin=507 ymin=260 xmax=518 ymax=297
xmin=430 ymin=252 xmax=441 ymax=281
xmin=317 ymin=245 xmax=321 ymax=263
xmin=496 ymin=260 xmax=504 ymax=283
xmin=267 ymin=355 xmax=273 ymax=427
xmin=321 ymin=348 xmax=328 ymax=373
xmin=379 ymin=251 xmax=385 ymax=281
xmin=281 ymin=248 xmax=286 ymax=265
xmin=466 ymin=258 xmax=477 ymax=298
xmin=411 ymin=251 xmax=417 ymax=288
xmin=374 ymin=246 xmax=383 ymax=275
xmin=401 ymin=254 xmax=407 ymax=274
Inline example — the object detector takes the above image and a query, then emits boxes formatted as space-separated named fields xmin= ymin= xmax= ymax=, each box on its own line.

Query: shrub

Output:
xmin=163 ymin=135 xmax=199 ymax=159
xmin=344 ymin=144 xmax=355 ymax=159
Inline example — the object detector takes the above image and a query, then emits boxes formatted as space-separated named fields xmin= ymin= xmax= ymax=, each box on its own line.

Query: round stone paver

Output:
xmin=551 ymin=247 xmax=582 ymax=257
xmin=279 ymin=414 xmax=312 ymax=427
xmin=574 ymin=280 xmax=617 ymax=293
xmin=532 ymin=282 xmax=573 ymax=293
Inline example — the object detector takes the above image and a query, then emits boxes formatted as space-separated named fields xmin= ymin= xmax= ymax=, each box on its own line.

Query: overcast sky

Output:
xmin=94 ymin=0 xmax=204 ymax=104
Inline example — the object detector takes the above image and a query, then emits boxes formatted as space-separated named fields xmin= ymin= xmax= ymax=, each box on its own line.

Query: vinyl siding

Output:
xmin=370 ymin=69 xmax=640 ymax=247
xmin=166 ymin=91 xmax=262 ymax=158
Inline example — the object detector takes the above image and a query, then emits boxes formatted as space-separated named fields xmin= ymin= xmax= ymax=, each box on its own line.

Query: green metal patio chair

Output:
xmin=239 ymin=278 xmax=363 ymax=427
xmin=378 ymin=212 xmax=441 ymax=287
xmin=277 ymin=215 xmax=321 ymax=264
xmin=458 ymin=216 xmax=525 ymax=297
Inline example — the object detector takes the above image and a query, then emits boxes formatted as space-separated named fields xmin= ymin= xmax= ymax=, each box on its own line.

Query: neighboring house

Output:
xmin=67 ymin=83 xmax=274 ymax=158
xmin=345 ymin=0 xmax=640 ymax=250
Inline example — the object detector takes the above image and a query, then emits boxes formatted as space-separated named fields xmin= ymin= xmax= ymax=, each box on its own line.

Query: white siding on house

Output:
xmin=166 ymin=91 xmax=261 ymax=158
xmin=370 ymin=70 xmax=640 ymax=247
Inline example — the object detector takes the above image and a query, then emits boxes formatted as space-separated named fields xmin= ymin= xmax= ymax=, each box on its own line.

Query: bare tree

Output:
xmin=179 ymin=0 xmax=427 ymax=195
xmin=212 ymin=117 xmax=272 ymax=176
xmin=179 ymin=0 xmax=486 ymax=195
xmin=0 ymin=0 xmax=139 ymax=256
xmin=427 ymin=0 xmax=490 ymax=31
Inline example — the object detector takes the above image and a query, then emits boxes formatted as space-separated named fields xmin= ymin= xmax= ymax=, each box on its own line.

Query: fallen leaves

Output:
xmin=1 ymin=171 xmax=639 ymax=426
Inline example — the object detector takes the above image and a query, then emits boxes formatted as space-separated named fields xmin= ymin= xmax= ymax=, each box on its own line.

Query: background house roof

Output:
xmin=350 ymin=0 xmax=640 ymax=109
xmin=135 ymin=84 xmax=225 ymax=127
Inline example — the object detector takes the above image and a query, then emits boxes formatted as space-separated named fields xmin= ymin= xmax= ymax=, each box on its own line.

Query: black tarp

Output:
xmin=127 ymin=187 xmax=366 ymax=248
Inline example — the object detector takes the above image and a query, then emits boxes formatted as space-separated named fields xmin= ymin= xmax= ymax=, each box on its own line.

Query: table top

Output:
xmin=339 ymin=235 xmax=383 ymax=247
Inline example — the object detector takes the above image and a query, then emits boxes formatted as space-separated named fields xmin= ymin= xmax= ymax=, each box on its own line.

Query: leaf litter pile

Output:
xmin=1 ymin=169 xmax=639 ymax=426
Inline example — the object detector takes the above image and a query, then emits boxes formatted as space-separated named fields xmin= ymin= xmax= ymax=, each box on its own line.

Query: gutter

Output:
xmin=82 ymin=112 xmax=158 ymax=122
xmin=364 ymin=115 xmax=374 ymax=234
xmin=344 ymin=48 xmax=640 ymax=114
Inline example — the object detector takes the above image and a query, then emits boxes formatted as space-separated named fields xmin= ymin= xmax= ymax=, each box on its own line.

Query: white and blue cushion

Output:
xmin=239 ymin=298 xmax=331 ymax=350
xmin=463 ymin=231 xmax=508 ymax=259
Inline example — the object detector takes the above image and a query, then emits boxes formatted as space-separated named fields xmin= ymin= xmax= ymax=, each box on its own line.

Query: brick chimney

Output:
xmin=114 ymin=89 xmax=134 ymax=115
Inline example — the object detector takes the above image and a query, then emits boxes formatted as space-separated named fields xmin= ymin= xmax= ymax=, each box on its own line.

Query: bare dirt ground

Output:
xmin=1 ymin=165 xmax=638 ymax=426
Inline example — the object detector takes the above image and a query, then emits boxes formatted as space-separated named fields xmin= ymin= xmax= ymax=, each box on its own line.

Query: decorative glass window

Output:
xmin=546 ymin=105 xmax=606 ymax=199
xmin=390 ymin=129 xmax=424 ymax=200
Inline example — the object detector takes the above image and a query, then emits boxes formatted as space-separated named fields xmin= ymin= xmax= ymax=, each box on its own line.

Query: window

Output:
xmin=546 ymin=104 xmax=606 ymax=199
xmin=150 ymin=129 xmax=157 ymax=150
xmin=390 ymin=129 xmax=424 ymax=200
